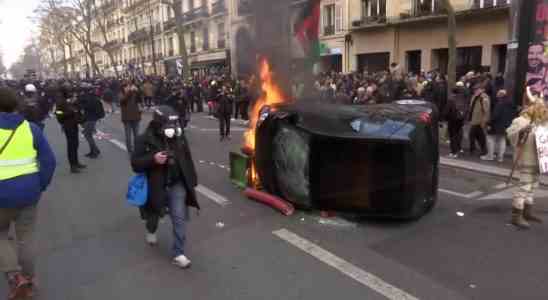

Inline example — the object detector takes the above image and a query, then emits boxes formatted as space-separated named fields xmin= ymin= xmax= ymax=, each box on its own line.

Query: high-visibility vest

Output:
xmin=0 ymin=121 xmax=39 ymax=180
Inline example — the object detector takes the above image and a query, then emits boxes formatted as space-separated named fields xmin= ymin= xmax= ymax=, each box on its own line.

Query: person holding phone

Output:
xmin=131 ymin=105 xmax=200 ymax=269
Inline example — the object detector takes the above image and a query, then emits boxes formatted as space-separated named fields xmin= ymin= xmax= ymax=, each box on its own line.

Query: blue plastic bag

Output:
xmin=127 ymin=174 xmax=148 ymax=207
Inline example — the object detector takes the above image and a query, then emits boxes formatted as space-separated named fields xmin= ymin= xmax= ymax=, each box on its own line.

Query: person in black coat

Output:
xmin=444 ymin=82 xmax=469 ymax=158
xmin=165 ymin=86 xmax=189 ymax=129
xmin=217 ymin=85 xmax=234 ymax=141
xmin=481 ymin=90 xmax=515 ymax=163
xmin=131 ymin=106 xmax=199 ymax=268
xmin=55 ymin=86 xmax=86 ymax=173
xmin=77 ymin=83 xmax=105 ymax=158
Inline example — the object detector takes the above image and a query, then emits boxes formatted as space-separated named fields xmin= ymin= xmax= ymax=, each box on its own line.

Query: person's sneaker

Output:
xmin=172 ymin=255 xmax=191 ymax=269
xmin=448 ymin=153 xmax=458 ymax=158
xmin=480 ymin=155 xmax=494 ymax=161
xmin=498 ymin=158 xmax=504 ymax=163
xmin=145 ymin=233 xmax=157 ymax=246
xmin=7 ymin=273 xmax=32 ymax=300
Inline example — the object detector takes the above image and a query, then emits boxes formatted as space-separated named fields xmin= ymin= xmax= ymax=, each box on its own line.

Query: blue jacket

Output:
xmin=0 ymin=113 xmax=56 ymax=208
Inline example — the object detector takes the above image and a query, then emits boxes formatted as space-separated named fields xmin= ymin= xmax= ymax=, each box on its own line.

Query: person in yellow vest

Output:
xmin=506 ymin=87 xmax=548 ymax=229
xmin=0 ymin=87 xmax=56 ymax=299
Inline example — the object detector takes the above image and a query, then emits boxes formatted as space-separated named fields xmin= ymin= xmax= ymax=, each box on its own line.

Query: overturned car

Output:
xmin=253 ymin=100 xmax=439 ymax=219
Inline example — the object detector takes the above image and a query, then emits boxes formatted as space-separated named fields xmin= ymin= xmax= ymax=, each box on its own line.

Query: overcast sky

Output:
xmin=0 ymin=0 xmax=40 ymax=68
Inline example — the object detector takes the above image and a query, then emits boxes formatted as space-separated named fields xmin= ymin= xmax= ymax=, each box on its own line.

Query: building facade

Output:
xmin=348 ymin=0 xmax=510 ymax=76
xmin=53 ymin=0 xmax=230 ymax=78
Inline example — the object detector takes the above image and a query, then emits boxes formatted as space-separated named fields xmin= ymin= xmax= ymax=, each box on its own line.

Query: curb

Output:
xmin=441 ymin=157 xmax=548 ymax=186
xmin=440 ymin=157 xmax=515 ymax=179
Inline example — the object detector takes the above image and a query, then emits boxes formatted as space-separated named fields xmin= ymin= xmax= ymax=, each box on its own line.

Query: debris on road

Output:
xmin=457 ymin=212 xmax=465 ymax=217
xmin=216 ymin=222 xmax=225 ymax=228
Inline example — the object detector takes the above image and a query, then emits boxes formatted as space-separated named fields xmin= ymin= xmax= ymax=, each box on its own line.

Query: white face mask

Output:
xmin=164 ymin=128 xmax=176 ymax=138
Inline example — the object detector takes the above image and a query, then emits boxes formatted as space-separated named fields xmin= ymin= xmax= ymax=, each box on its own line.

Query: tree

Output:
xmin=440 ymin=0 xmax=457 ymax=92
xmin=60 ymin=0 xmax=102 ymax=77
xmin=90 ymin=0 xmax=120 ymax=77
xmin=9 ymin=42 xmax=42 ymax=79
xmin=161 ymin=0 xmax=190 ymax=78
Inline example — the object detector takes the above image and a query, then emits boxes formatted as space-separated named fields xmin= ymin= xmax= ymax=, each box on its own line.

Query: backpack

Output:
xmin=126 ymin=174 xmax=148 ymax=207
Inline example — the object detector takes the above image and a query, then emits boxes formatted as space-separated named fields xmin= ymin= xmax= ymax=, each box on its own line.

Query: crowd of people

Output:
xmin=1 ymin=63 xmax=547 ymax=298
xmin=311 ymin=66 xmax=513 ymax=163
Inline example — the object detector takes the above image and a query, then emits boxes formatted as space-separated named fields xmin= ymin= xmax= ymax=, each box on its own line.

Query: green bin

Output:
xmin=229 ymin=151 xmax=250 ymax=188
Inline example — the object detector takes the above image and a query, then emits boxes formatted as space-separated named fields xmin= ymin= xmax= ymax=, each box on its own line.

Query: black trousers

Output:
xmin=193 ymin=97 xmax=203 ymax=112
xmin=219 ymin=114 xmax=231 ymax=137
xmin=448 ymin=119 xmax=464 ymax=154
xmin=234 ymin=101 xmax=249 ymax=120
xmin=469 ymin=124 xmax=487 ymax=154
xmin=64 ymin=124 xmax=80 ymax=166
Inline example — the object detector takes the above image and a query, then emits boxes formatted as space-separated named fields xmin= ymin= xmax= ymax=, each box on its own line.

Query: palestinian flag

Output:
xmin=294 ymin=0 xmax=321 ymax=61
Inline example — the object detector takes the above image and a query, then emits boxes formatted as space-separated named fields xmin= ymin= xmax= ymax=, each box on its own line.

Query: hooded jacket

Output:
xmin=0 ymin=112 xmax=56 ymax=207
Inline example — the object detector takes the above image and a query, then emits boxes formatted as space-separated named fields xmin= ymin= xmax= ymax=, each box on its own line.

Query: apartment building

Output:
xmin=318 ymin=0 xmax=349 ymax=73
xmin=348 ymin=0 xmax=510 ymax=76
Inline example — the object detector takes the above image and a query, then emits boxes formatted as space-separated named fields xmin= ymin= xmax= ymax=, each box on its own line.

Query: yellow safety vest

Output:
xmin=0 ymin=121 xmax=39 ymax=180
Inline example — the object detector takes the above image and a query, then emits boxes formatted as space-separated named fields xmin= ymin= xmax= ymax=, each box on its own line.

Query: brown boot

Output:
xmin=7 ymin=273 xmax=31 ymax=300
xmin=524 ymin=204 xmax=543 ymax=223
xmin=511 ymin=208 xmax=531 ymax=229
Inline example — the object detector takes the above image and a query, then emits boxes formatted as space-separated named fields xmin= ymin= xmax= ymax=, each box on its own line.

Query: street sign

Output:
xmin=535 ymin=124 xmax=548 ymax=173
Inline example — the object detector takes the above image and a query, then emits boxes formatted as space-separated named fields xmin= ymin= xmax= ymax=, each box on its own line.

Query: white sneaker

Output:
xmin=172 ymin=255 xmax=191 ymax=269
xmin=480 ymin=155 xmax=494 ymax=161
xmin=146 ymin=233 xmax=157 ymax=246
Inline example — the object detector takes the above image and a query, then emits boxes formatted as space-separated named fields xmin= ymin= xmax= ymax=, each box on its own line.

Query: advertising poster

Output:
xmin=535 ymin=125 xmax=548 ymax=173
xmin=526 ymin=1 xmax=548 ymax=98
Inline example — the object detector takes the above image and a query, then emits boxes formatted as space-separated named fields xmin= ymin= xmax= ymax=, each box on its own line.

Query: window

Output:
xmin=323 ymin=4 xmax=335 ymax=35
xmin=412 ymin=0 xmax=444 ymax=16
xmin=361 ymin=0 xmax=386 ymax=18
xmin=217 ymin=22 xmax=225 ymax=48
xmin=168 ymin=37 xmax=174 ymax=56
xmin=190 ymin=31 xmax=196 ymax=53
xmin=203 ymin=26 xmax=209 ymax=50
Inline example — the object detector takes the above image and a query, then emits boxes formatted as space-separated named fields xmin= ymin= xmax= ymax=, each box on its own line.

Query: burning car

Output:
xmin=232 ymin=59 xmax=438 ymax=219
xmin=251 ymin=100 xmax=439 ymax=219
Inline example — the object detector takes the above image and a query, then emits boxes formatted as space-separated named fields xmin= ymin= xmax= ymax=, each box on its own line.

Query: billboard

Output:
xmin=525 ymin=1 xmax=548 ymax=98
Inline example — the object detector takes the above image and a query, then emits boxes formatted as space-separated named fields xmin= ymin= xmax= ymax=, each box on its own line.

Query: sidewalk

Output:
xmin=438 ymin=143 xmax=515 ymax=179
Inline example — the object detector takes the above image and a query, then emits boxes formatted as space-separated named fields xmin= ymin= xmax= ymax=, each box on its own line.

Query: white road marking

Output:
xmin=494 ymin=183 xmax=508 ymax=189
xmin=273 ymin=229 xmax=419 ymax=300
xmin=109 ymin=139 xmax=128 ymax=152
xmin=98 ymin=130 xmax=230 ymax=207
xmin=438 ymin=188 xmax=482 ymax=199
xmin=196 ymin=185 xmax=231 ymax=206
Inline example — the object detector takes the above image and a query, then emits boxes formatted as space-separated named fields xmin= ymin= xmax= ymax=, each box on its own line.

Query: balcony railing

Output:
xmin=217 ymin=39 xmax=226 ymax=49
xmin=128 ymin=28 xmax=148 ymax=44
xmin=124 ymin=0 xmax=147 ymax=12
xmin=323 ymin=25 xmax=335 ymax=36
xmin=471 ymin=0 xmax=510 ymax=9
xmin=184 ymin=6 xmax=209 ymax=23
xmin=106 ymin=39 xmax=124 ymax=49
xmin=164 ymin=18 xmax=176 ymax=31
xmin=211 ymin=1 xmax=227 ymax=15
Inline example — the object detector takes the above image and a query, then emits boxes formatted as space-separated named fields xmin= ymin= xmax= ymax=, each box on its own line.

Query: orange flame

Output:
xmin=244 ymin=58 xmax=288 ymax=150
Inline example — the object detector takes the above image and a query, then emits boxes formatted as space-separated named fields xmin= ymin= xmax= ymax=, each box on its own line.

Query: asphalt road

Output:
xmin=5 ymin=111 xmax=548 ymax=300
